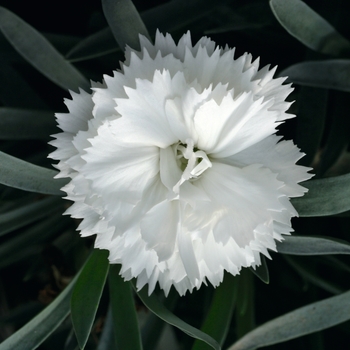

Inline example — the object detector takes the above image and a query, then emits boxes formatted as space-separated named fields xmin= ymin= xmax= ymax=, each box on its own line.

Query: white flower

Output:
xmin=49 ymin=31 xmax=312 ymax=296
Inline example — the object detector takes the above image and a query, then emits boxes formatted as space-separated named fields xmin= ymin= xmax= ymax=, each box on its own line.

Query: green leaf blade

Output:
xmin=0 ymin=214 xmax=70 ymax=269
xmin=0 ymin=6 xmax=89 ymax=91
xmin=249 ymin=255 xmax=269 ymax=284
xmin=279 ymin=60 xmax=350 ymax=92
xmin=192 ymin=274 xmax=237 ymax=350
xmin=291 ymin=173 xmax=350 ymax=216
xmin=0 ymin=196 xmax=62 ymax=237
xmin=228 ymin=289 xmax=350 ymax=350
xmin=277 ymin=235 xmax=350 ymax=255
xmin=133 ymin=282 xmax=221 ymax=350
xmin=0 ymin=260 xmax=85 ymax=350
xmin=270 ymin=0 xmax=350 ymax=55
xmin=68 ymin=0 xmax=221 ymax=62
xmin=109 ymin=265 xmax=143 ymax=350
xmin=101 ymin=0 xmax=150 ymax=51
xmin=71 ymin=249 xmax=110 ymax=350
xmin=0 ymin=151 xmax=67 ymax=195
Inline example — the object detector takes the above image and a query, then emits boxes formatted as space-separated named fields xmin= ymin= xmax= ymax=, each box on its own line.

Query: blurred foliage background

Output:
xmin=0 ymin=0 xmax=350 ymax=349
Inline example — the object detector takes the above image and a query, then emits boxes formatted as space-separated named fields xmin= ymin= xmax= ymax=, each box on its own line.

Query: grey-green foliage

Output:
xmin=270 ymin=0 xmax=350 ymax=55
xmin=277 ymin=235 xmax=350 ymax=255
xmin=109 ymin=265 xmax=143 ymax=350
xmin=280 ymin=60 xmax=350 ymax=92
xmin=0 ymin=267 xmax=80 ymax=350
xmin=71 ymin=250 xmax=110 ymax=350
xmin=0 ymin=196 xmax=61 ymax=236
xmin=101 ymin=0 xmax=150 ymax=51
xmin=291 ymin=173 xmax=350 ymax=216
xmin=228 ymin=289 xmax=350 ymax=350
xmin=0 ymin=151 xmax=67 ymax=195
xmin=134 ymin=281 xmax=221 ymax=350
xmin=0 ymin=6 xmax=89 ymax=91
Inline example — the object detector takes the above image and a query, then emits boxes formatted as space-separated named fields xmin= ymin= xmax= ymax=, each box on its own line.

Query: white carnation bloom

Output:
xmin=49 ymin=31 xmax=313 ymax=296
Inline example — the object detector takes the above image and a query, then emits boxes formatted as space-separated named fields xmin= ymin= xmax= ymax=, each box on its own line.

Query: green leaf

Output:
xmin=97 ymin=307 xmax=116 ymax=350
xmin=228 ymin=289 xmax=350 ymax=350
xmin=68 ymin=0 xmax=219 ymax=62
xmin=279 ymin=60 xmax=350 ymax=92
xmin=0 ymin=6 xmax=89 ymax=91
xmin=249 ymin=255 xmax=269 ymax=284
xmin=0 ymin=301 xmax=43 ymax=327
xmin=291 ymin=173 xmax=350 ymax=216
xmin=101 ymin=0 xmax=150 ymax=51
xmin=0 ymin=108 xmax=57 ymax=139
xmin=0 ymin=260 xmax=85 ymax=350
xmin=0 ymin=195 xmax=62 ymax=237
xmin=141 ymin=290 xmax=179 ymax=349
xmin=0 ymin=151 xmax=67 ymax=195
xmin=0 ymin=213 xmax=70 ymax=269
xmin=71 ymin=249 xmax=109 ymax=350
xmin=269 ymin=0 xmax=350 ymax=55
xmin=192 ymin=273 xmax=237 ymax=350
xmin=295 ymin=87 xmax=327 ymax=166
xmin=66 ymin=28 xmax=119 ymax=62
xmin=109 ymin=265 xmax=143 ymax=350
xmin=235 ymin=269 xmax=255 ymax=339
xmin=133 ymin=281 xmax=221 ymax=350
xmin=277 ymin=235 xmax=350 ymax=256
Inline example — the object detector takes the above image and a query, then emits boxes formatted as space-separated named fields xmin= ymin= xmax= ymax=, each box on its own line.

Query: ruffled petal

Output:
xmin=195 ymin=92 xmax=280 ymax=157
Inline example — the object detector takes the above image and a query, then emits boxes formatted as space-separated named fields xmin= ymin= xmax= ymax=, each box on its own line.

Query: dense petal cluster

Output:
xmin=49 ymin=31 xmax=312 ymax=296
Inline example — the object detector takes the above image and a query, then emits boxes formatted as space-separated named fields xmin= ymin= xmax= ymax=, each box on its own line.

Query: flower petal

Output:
xmin=195 ymin=92 xmax=280 ymax=157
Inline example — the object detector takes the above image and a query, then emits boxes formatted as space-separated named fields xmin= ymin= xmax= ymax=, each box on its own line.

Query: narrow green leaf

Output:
xmin=141 ymin=290 xmax=179 ymax=349
xmin=235 ymin=269 xmax=255 ymax=339
xmin=68 ymin=0 xmax=218 ymax=62
xmin=269 ymin=0 xmax=350 ymax=55
xmin=228 ymin=289 xmax=350 ymax=350
xmin=0 ymin=6 xmax=89 ymax=91
xmin=109 ymin=265 xmax=143 ymax=350
xmin=291 ymin=173 xmax=350 ymax=216
xmin=0 ymin=213 xmax=71 ymax=269
xmin=295 ymin=87 xmax=327 ymax=166
xmin=133 ymin=281 xmax=221 ymax=350
xmin=101 ymin=0 xmax=150 ymax=51
xmin=66 ymin=28 xmax=119 ymax=62
xmin=277 ymin=235 xmax=350 ymax=256
xmin=0 ymin=108 xmax=56 ymax=139
xmin=71 ymin=249 xmax=109 ymax=350
xmin=0 ymin=151 xmax=67 ymax=195
xmin=324 ymin=256 xmax=350 ymax=274
xmin=0 ymin=301 xmax=43 ymax=327
xmin=192 ymin=274 xmax=237 ymax=350
xmin=279 ymin=60 xmax=350 ymax=92
xmin=97 ymin=307 xmax=116 ymax=350
xmin=0 ymin=195 xmax=61 ymax=236
xmin=249 ymin=255 xmax=269 ymax=284
xmin=0 ymin=262 xmax=85 ymax=350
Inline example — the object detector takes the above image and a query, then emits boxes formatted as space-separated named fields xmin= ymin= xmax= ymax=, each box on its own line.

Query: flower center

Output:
xmin=173 ymin=138 xmax=212 ymax=193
